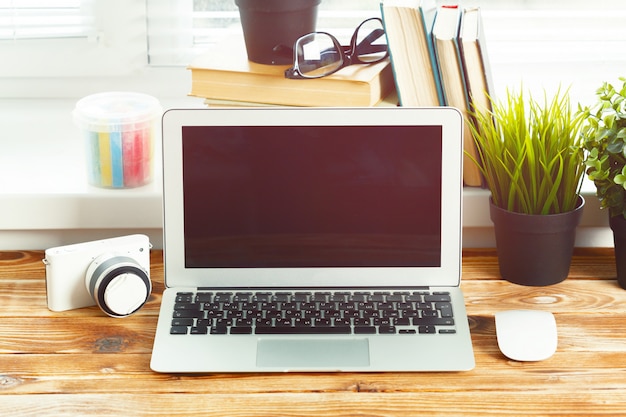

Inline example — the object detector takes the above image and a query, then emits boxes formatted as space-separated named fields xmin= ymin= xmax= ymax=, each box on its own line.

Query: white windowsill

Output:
xmin=0 ymin=98 xmax=613 ymax=250
xmin=0 ymin=97 xmax=203 ymax=250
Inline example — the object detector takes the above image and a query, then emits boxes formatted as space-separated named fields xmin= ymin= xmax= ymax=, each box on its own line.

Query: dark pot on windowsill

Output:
xmin=490 ymin=196 xmax=585 ymax=286
xmin=609 ymin=215 xmax=626 ymax=289
xmin=235 ymin=0 xmax=321 ymax=65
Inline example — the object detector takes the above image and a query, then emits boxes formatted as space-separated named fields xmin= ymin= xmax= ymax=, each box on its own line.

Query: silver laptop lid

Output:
xmin=161 ymin=107 xmax=463 ymax=289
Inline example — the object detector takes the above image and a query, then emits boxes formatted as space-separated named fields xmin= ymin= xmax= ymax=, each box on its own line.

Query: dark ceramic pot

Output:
xmin=490 ymin=197 xmax=585 ymax=286
xmin=609 ymin=214 xmax=626 ymax=289
xmin=235 ymin=0 xmax=321 ymax=65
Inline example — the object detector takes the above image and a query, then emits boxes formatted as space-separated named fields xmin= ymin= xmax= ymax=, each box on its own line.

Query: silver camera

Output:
xmin=44 ymin=234 xmax=152 ymax=317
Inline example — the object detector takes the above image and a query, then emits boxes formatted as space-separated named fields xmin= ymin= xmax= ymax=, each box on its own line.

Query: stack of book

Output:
xmin=188 ymin=37 xmax=397 ymax=108
xmin=189 ymin=4 xmax=493 ymax=186
xmin=381 ymin=0 xmax=494 ymax=187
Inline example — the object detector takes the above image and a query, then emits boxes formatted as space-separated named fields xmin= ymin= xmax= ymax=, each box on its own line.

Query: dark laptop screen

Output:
xmin=182 ymin=125 xmax=442 ymax=268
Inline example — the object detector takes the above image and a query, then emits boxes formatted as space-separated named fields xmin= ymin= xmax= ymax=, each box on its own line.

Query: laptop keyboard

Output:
xmin=169 ymin=290 xmax=456 ymax=336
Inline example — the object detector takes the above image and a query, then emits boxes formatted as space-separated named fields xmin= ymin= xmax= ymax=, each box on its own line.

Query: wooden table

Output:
xmin=1 ymin=248 xmax=625 ymax=416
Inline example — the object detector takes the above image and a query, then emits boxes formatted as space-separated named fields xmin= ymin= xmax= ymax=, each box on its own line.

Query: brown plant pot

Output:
xmin=608 ymin=214 xmax=626 ymax=289
xmin=235 ymin=0 xmax=321 ymax=65
xmin=490 ymin=197 xmax=585 ymax=286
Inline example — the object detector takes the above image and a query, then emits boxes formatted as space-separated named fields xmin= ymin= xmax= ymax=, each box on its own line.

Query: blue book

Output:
xmin=432 ymin=4 xmax=485 ymax=187
xmin=380 ymin=0 xmax=444 ymax=106
xmin=432 ymin=5 xmax=465 ymax=108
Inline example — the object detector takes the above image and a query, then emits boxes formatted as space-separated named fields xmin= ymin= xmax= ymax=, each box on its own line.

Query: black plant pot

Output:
xmin=490 ymin=197 xmax=585 ymax=286
xmin=609 ymin=214 xmax=626 ymax=289
xmin=235 ymin=0 xmax=321 ymax=65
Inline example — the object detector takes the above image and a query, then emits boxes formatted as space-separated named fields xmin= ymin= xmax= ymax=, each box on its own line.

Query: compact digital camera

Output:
xmin=44 ymin=234 xmax=152 ymax=317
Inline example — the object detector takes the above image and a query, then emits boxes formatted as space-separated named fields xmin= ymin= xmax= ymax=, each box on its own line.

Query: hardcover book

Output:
xmin=433 ymin=5 xmax=483 ymax=186
xmin=188 ymin=37 xmax=395 ymax=107
xmin=380 ymin=0 xmax=443 ymax=106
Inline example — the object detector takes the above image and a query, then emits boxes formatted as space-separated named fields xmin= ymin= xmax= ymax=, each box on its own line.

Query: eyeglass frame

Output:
xmin=284 ymin=17 xmax=389 ymax=80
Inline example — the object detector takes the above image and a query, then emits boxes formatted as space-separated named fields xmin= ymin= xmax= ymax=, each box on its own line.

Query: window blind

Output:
xmin=0 ymin=0 xmax=94 ymax=40
xmin=146 ymin=0 xmax=381 ymax=66
xmin=476 ymin=0 xmax=626 ymax=102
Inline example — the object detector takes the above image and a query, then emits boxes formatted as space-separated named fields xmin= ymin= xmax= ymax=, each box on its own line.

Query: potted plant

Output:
xmin=235 ymin=0 xmax=321 ymax=65
xmin=578 ymin=77 xmax=626 ymax=289
xmin=467 ymin=88 xmax=586 ymax=286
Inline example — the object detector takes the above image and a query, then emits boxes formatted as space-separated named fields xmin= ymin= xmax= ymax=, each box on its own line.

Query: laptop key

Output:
xmin=393 ymin=317 xmax=411 ymax=326
xmin=195 ymin=292 xmax=213 ymax=302
xmin=171 ymin=318 xmax=194 ymax=327
xmin=255 ymin=326 xmax=351 ymax=334
xmin=170 ymin=326 xmax=189 ymax=335
xmin=419 ymin=325 xmax=437 ymax=334
xmin=210 ymin=325 xmax=228 ymax=335
xmin=436 ymin=302 xmax=454 ymax=317
xmin=191 ymin=326 xmax=208 ymax=335
xmin=175 ymin=293 xmax=194 ymax=303
xmin=230 ymin=326 xmax=253 ymax=335
xmin=378 ymin=326 xmax=397 ymax=334
xmin=424 ymin=294 xmax=451 ymax=302
xmin=173 ymin=310 xmax=203 ymax=319
xmin=354 ymin=326 xmax=376 ymax=334
xmin=174 ymin=302 xmax=201 ymax=310
xmin=414 ymin=317 xmax=455 ymax=326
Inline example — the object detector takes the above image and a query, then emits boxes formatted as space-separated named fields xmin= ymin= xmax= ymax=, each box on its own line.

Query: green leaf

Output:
xmin=468 ymin=86 xmax=584 ymax=214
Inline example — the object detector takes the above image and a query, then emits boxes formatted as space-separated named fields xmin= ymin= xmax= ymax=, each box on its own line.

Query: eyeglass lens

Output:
xmin=296 ymin=33 xmax=343 ymax=78
xmin=353 ymin=18 xmax=387 ymax=63
xmin=294 ymin=18 xmax=387 ymax=78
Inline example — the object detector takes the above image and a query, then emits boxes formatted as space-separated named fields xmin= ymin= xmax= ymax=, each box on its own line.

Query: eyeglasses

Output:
xmin=284 ymin=17 xmax=388 ymax=79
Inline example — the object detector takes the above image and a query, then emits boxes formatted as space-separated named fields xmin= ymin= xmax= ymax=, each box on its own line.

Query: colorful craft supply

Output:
xmin=73 ymin=92 xmax=161 ymax=189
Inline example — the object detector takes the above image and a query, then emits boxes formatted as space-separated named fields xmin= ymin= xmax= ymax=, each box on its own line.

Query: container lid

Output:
xmin=73 ymin=92 xmax=162 ymax=132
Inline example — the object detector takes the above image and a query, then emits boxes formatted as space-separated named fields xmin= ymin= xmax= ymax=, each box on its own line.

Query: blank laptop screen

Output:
xmin=182 ymin=125 xmax=442 ymax=269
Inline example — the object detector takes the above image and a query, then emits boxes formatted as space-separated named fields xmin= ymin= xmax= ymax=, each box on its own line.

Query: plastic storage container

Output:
xmin=73 ymin=92 xmax=162 ymax=189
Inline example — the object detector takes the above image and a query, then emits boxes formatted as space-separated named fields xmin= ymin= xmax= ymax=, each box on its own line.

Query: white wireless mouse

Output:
xmin=495 ymin=310 xmax=558 ymax=361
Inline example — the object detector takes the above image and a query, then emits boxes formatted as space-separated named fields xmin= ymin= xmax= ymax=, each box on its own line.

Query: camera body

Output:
xmin=44 ymin=234 xmax=151 ymax=317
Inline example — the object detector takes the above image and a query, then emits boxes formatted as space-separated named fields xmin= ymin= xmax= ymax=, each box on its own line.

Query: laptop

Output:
xmin=150 ymin=107 xmax=475 ymax=372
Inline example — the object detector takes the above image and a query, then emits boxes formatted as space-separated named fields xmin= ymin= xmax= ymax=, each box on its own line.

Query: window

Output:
xmin=0 ymin=0 xmax=625 ymax=102
xmin=147 ymin=0 xmax=382 ymax=66
xmin=0 ymin=0 xmax=93 ymax=40
xmin=145 ymin=0 xmax=626 ymax=103
xmin=473 ymin=0 xmax=626 ymax=104
xmin=0 ymin=0 xmax=147 ymax=78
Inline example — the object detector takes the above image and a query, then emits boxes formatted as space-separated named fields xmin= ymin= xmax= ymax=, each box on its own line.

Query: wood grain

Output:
xmin=1 ymin=248 xmax=626 ymax=416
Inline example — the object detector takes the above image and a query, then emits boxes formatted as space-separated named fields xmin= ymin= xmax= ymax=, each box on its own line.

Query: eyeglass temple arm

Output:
xmin=354 ymin=29 xmax=387 ymax=55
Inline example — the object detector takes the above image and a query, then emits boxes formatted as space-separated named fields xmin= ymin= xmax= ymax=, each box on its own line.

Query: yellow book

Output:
xmin=458 ymin=6 xmax=495 ymax=187
xmin=203 ymin=90 xmax=399 ymax=108
xmin=188 ymin=37 xmax=395 ymax=107
xmin=459 ymin=7 xmax=495 ymax=116
xmin=380 ymin=0 xmax=443 ymax=107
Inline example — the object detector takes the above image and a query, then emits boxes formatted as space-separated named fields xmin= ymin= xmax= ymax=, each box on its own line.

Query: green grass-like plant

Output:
xmin=467 ymin=88 xmax=585 ymax=215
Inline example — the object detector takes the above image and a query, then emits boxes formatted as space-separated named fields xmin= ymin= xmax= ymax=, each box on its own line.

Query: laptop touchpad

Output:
xmin=257 ymin=338 xmax=370 ymax=369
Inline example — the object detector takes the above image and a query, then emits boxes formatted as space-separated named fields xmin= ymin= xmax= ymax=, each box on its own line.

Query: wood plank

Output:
xmin=0 ymin=250 xmax=164 ymax=281
xmin=1 ymin=311 xmax=625 ymax=354
xmin=462 ymin=279 xmax=626 ymax=314
xmin=461 ymin=247 xmax=618 ymax=281
xmin=1 ymin=248 xmax=617 ymax=282
xmin=2 ymin=391 xmax=626 ymax=417
xmin=1 ymin=249 xmax=625 ymax=415
xmin=1 ymin=350 xmax=625 ymax=394
xmin=0 ymin=317 xmax=156 ymax=354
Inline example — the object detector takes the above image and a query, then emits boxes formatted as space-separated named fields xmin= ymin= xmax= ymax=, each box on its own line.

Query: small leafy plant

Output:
xmin=467 ymin=88 xmax=585 ymax=215
xmin=578 ymin=77 xmax=626 ymax=219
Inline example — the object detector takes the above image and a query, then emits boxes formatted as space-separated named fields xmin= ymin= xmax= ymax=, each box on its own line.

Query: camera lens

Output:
xmin=86 ymin=254 xmax=151 ymax=317
xmin=102 ymin=272 xmax=150 ymax=316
